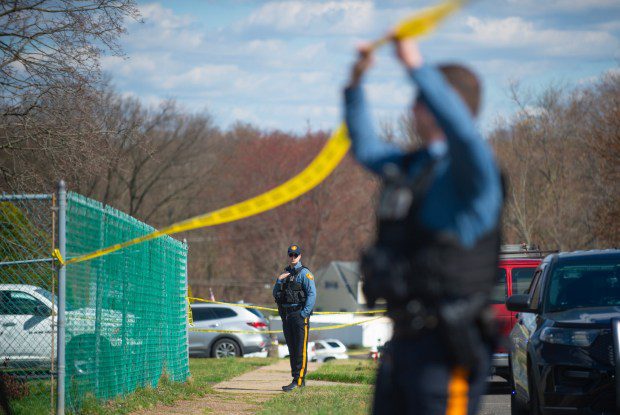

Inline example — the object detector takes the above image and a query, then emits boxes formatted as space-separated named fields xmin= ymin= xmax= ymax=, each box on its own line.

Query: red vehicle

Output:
xmin=490 ymin=245 xmax=548 ymax=380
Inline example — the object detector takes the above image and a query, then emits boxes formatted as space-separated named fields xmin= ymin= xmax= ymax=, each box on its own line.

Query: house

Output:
xmin=314 ymin=261 xmax=384 ymax=313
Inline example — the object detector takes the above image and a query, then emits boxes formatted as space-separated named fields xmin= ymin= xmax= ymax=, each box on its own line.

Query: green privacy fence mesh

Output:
xmin=64 ymin=192 xmax=189 ymax=411
xmin=1 ymin=190 xmax=189 ymax=414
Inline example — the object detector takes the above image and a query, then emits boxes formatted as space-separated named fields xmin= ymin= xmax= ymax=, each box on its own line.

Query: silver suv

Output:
xmin=188 ymin=303 xmax=269 ymax=358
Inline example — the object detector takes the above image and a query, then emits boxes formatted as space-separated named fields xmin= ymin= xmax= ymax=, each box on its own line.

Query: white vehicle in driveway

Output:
xmin=188 ymin=303 xmax=269 ymax=358
xmin=312 ymin=339 xmax=349 ymax=362
xmin=277 ymin=339 xmax=348 ymax=362
xmin=0 ymin=284 xmax=137 ymax=374
xmin=277 ymin=342 xmax=317 ymax=362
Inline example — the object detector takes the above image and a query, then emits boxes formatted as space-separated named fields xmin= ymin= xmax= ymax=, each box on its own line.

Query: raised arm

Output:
xmin=344 ymin=44 xmax=406 ymax=175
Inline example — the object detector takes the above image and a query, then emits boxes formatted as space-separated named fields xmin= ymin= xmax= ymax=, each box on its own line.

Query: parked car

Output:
xmin=490 ymin=245 xmax=546 ymax=380
xmin=313 ymin=339 xmax=349 ymax=362
xmin=278 ymin=342 xmax=317 ymax=362
xmin=506 ymin=250 xmax=620 ymax=415
xmin=188 ymin=303 xmax=269 ymax=358
xmin=0 ymin=284 xmax=138 ymax=377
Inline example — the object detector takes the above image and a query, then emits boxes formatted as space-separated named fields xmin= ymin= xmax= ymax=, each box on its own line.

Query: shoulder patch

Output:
xmin=306 ymin=273 xmax=314 ymax=280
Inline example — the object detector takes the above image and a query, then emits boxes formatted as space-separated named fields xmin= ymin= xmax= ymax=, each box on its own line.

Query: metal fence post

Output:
xmin=183 ymin=239 xmax=189 ymax=367
xmin=57 ymin=181 xmax=67 ymax=415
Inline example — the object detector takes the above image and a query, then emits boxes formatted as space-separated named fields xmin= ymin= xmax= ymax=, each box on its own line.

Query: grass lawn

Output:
xmin=9 ymin=358 xmax=276 ymax=415
xmin=306 ymin=360 xmax=378 ymax=385
xmin=259 ymin=385 xmax=372 ymax=415
xmin=258 ymin=360 xmax=377 ymax=415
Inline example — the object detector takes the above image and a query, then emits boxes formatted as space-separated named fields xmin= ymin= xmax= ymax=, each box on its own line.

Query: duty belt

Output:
xmin=280 ymin=304 xmax=303 ymax=313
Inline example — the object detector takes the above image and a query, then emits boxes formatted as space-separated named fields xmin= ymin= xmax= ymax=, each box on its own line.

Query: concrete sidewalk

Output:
xmin=213 ymin=359 xmax=336 ymax=394
xmin=132 ymin=358 xmax=342 ymax=415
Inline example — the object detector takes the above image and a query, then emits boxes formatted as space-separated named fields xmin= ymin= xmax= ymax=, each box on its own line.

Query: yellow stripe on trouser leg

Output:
xmin=446 ymin=366 xmax=469 ymax=415
xmin=298 ymin=318 xmax=309 ymax=385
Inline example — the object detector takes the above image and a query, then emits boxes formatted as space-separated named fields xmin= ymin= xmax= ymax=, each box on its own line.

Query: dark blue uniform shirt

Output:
xmin=273 ymin=261 xmax=317 ymax=318
xmin=344 ymin=64 xmax=502 ymax=247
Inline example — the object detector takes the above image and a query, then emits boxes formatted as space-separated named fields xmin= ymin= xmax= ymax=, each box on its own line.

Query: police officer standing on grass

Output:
xmin=273 ymin=244 xmax=316 ymax=392
xmin=344 ymin=35 xmax=503 ymax=414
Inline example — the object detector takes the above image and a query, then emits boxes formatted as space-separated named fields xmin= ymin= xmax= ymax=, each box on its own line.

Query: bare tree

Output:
xmin=0 ymin=80 xmax=112 ymax=191
xmin=0 ymin=0 xmax=140 ymax=116
xmin=79 ymin=91 xmax=223 ymax=224
xmin=492 ymin=71 xmax=620 ymax=250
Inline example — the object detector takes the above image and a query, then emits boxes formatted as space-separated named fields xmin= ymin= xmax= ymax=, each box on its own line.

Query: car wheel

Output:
xmin=67 ymin=336 xmax=112 ymax=377
xmin=66 ymin=335 xmax=118 ymax=395
xmin=211 ymin=338 xmax=241 ymax=358
xmin=323 ymin=357 xmax=335 ymax=362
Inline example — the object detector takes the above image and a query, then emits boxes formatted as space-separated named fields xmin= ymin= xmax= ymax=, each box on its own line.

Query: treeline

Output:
xmin=491 ymin=76 xmax=619 ymax=252
xmin=1 ymin=2 xmax=617 ymax=303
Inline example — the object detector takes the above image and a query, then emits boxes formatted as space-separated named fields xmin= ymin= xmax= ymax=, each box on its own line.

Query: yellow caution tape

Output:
xmin=188 ymin=297 xmax=386 ymax=315
xmin=63 ymin=0 xmax=465 ymax=266
xmin=371 ymin=0 xmax=464 ymax=49
xmin=188 ymin=316 xmax=383 ymax=335
xmin=66 ymin=123 xmax=350 ymax=265
xmin=52 ymin=249 xmax=65 ymax=266
xmin=186 ymin=297 xmax=194 ymax=327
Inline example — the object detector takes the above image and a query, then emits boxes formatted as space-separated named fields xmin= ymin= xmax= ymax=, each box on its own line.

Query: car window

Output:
xmin=34 ymin=287 xmax=74 ymax=311
xmin=0 ymin=291 xmax=45 ymax=315
xmin=491 ymin=268 xmax=507 ymax=304
xmin=528 ymin=269 xmax=543 ymax=310
xmin=327 ymin=341 xmax=341 ymax=348
xmin=511 ymin=267 xmax=537 ymax=295
xmin=191 ymin=307 xmax=216 ymax=322
xmin=545 ymin=258 xmax=620 ymax=312
xmin=246 ymin=307 xmax=265 ymax=319
xmin=315 ymin=343 xmax=325 ymax=350
xmin=211 ymin=307 xmax=237 ymax=319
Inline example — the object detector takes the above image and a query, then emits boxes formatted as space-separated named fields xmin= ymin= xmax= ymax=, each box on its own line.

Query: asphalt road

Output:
xmin=479 ymin=378 xmax=511 ymax=415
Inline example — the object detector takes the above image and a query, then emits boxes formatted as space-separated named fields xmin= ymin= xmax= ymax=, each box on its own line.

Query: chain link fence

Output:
xmin=0 ymin=194 xmax=57 ymax=414
xmin=1 ymin=187 xmax=189 ymax=414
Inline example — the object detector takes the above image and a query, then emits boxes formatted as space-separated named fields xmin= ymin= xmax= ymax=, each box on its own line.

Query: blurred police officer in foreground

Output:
xmin=273 ymin=244 xmax=317 ymax=391
xmin=344 ymin=36 xmax=503 ymax=414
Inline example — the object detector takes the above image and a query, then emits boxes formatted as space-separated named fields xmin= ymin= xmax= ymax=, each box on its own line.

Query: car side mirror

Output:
xmin=505 ymin=294 xmax=534 ymax=313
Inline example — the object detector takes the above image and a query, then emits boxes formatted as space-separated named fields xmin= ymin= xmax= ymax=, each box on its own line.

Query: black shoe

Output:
xmin=281 ymin=379 xmax=305 ymax=391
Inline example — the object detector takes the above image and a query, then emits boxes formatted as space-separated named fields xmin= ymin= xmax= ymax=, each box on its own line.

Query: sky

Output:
xmin=102 ymin=0 xmax=620 ymax=134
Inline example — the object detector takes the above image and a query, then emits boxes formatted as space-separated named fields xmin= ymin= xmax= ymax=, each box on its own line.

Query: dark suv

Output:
xmin=506 ymin=250 xmax=620 ymax=415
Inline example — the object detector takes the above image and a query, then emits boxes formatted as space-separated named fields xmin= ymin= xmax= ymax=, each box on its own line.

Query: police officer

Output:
xmin=344 ymin=37 xmax=503 ymax=414
xmin=273 ymin=244 xmax=316 ymax=392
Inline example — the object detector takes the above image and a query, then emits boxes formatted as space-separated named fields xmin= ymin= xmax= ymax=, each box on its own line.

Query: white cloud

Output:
xmin=101 ymin=54 xmax=160 ymax=77
xmin=459 ymin=16 xmax=618 ymax=58
xmin=136 ymin=3 xmax=193 ymax=30
xmin=506 ymin=0 xmax=620 ymax=13
xmin=126 ymin=3 xmax=203 ymax=50
xmin=163 ymin=64 xmax=244 ymax=89
xmin=366 ymin=81 xmax=411 ymax=109
xmin=238 ymin=1 xmax=375 ymax=35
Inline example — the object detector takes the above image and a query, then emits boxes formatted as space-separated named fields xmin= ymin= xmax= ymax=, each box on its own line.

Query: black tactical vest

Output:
xmin=277 ymin=266 xmax=308 ymax=305
xmin=361 ymin=159 xmax=502 ymax=310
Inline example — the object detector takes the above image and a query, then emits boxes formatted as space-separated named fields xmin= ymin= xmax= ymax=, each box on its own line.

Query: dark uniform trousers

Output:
xmin=280 ymin=307 xmax=310 ymax=385
xmin=373 ymin=331 xmax=490 ymax=415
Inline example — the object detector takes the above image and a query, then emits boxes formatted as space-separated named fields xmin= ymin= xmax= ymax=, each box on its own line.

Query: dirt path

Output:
xmin=132 ymin=359 xmax=336 ymax=415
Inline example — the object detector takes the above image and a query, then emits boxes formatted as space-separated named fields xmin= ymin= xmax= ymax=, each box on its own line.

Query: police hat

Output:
xmin=287 ymin=244 xmax=302 ymax=256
